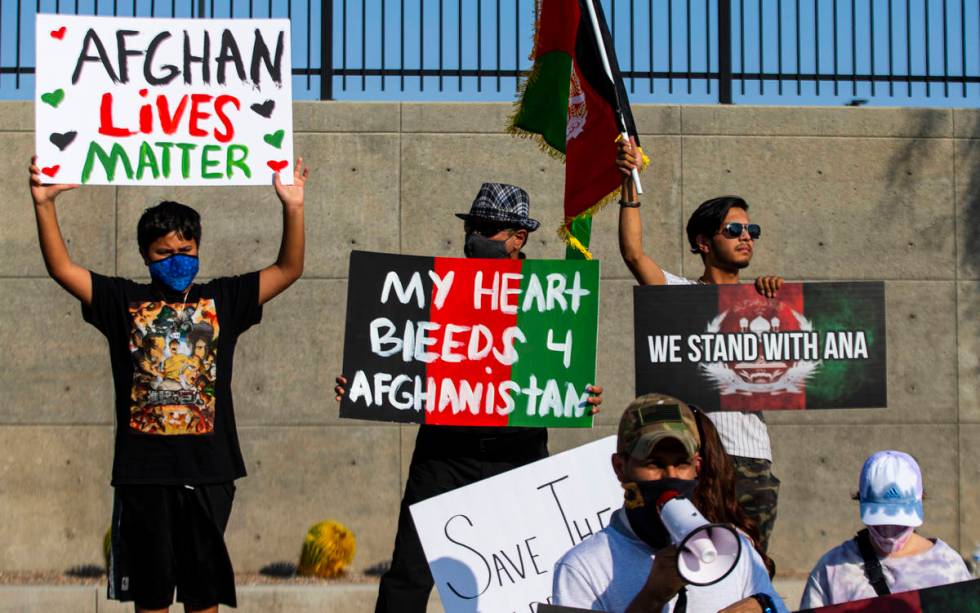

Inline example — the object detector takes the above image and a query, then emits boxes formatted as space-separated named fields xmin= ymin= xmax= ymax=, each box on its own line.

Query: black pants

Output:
xmin=375 ymin=426 xmax=548 ymax=613
xmin=109 ymin=483 xmax=237 ymax=610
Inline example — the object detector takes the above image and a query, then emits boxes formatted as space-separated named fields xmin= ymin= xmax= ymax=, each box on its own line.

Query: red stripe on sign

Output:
xmin=424 ymin=258 xmax=521 ymax=426
xmin=718 ymin=284 xmax=807 ymax=411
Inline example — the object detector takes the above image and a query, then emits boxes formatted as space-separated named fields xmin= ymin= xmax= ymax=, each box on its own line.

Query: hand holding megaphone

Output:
xmin=656 ymin=492 xmax=742 ymax=586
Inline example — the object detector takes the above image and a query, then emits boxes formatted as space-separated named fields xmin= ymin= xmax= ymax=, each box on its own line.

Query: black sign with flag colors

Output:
xmin=797 ymin=578 xmax=980 ymax=612
xmin=340 ymin=251 xmax=600 ymax=427
xmin=634 ymin=282 xmax=887 ymax=412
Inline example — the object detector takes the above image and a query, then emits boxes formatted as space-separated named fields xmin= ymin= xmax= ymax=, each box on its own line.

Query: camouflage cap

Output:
xmin=617 ymin=393 xmax=700 ymax=462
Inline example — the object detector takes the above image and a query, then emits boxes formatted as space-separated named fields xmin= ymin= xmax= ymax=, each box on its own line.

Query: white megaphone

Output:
xmin=657 ymin=493 xmax=742 ymax=586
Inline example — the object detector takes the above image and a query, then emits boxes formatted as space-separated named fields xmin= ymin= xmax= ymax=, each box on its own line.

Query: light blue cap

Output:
xmin=859 ymin=450 xmax=924 ymax=527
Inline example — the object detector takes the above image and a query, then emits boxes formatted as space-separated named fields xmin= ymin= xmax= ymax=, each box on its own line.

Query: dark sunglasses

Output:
xmin=718 ymin=222 xmax=761 ymax=240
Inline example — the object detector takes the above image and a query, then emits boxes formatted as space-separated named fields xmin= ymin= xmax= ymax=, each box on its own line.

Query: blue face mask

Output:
xmin=148 ymin=253 xmax=199 ymax=292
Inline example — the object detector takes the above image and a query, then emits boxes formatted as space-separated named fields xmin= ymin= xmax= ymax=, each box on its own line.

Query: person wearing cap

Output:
xmin=553 ymin=394 xmax=786 ymax=613
xmin=799 ymin=451 xmax=970 ymax=608
xmin=615 ymin=139 xmax=785 ymax=556
xmin=334 ymin=183 xmax=604 ymax=613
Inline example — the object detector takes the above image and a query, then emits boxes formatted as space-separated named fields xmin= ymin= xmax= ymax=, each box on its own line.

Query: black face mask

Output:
xmin=464 ymin=232 xmax=510 ymax=259
xmin=623 ymin=478 xmax=699 ymax=550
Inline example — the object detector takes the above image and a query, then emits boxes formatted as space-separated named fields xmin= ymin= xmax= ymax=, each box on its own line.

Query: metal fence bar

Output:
xmin=961 ymin=0 xmax=966 ymax=96
xmin=719 ymin=0 xmax=731 ymax=102
xmin=381 ymin=0 xmax=386 ymax=91
xmin=439 ymin=0 xmax=443 ymax=91
xmin=795 ymin=0 xmax=801 ymax=95
xmin=648 ymin=0 xmax=653 ymax=93
xmin=871 ymin=0 xmax=876 ymax=96
xmin=360 ymin=0 xmax=365 ymax=90
xmin=887 ymin=0 xmax=893 ymax=96
xmin=668 ymin=0 xmax=674 ymax=94
xmin=321 ymin=0 xmax=333 ymax=98
xmin=777 ymin=0 xmax=783 ymax=94
xmin=942 ymin=0 xmax=948 ymax=96
xmin=814 ymin=0 xmax=820 ymax=96
xmin=686 ymin=0 xmax=692 ymax=94
xmin=927 ymin=0 xmax=933 ymax=97
xmin=630 ymin=0 xmax=635 ymax=94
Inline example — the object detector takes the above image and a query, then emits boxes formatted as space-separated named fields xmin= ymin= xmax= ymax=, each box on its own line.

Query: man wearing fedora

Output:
xmin=335 ymin=182 xmax=604 ymax=613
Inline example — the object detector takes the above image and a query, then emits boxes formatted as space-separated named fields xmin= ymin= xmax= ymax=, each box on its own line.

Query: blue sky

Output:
xmin=5 ymin=0 xmax=979 ymax=106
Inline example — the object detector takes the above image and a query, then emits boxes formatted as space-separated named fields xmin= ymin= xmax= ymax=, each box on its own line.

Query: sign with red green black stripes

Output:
xmin=797 ymin=578 xmax=980 ymax=612
xmin=340 ymin=251 xmax=600 ymax=427
xmin=634 ymin=282 xmax=887 ymax=411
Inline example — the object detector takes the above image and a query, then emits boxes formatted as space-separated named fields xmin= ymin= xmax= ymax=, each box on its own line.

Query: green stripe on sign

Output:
xmin=507 ymin=259 xmax=599 ymax=428
xmin=803 ymin=282 xmax=886 ymax=409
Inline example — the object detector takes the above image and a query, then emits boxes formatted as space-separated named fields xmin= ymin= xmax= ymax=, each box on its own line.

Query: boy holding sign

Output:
xmin=29 ymin=156 xmax=309 ymax=612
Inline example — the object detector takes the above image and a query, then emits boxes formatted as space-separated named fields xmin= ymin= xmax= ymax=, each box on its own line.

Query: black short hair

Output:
xmin=137 ymin=201 xmax=202 ymax=255
xmin=685 ymin=196 xmax=749 ymax=254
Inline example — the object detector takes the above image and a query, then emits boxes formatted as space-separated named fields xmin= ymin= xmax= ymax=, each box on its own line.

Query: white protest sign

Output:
xmin=410 ymin=436 xmax=624 ymax=613
xmin=35 ymin=14 xmax=293 ymax=185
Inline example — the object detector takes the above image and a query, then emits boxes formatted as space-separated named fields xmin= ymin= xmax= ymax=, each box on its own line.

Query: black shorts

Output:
xmin=108 ymin=482 xmax=237 ymax=609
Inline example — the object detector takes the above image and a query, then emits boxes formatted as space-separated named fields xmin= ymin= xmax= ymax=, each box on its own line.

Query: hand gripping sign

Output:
xmin=339 ymin=251 xmax=601 ymax=428
xmin=35 ymin=14 xmax=293 ymax=185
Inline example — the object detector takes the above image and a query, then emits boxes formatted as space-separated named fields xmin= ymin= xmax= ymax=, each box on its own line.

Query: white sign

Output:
xmin=35 ymin=14 xmax=294 ymax=186
xmin=410 ymin=436 xmax=624 ymax=613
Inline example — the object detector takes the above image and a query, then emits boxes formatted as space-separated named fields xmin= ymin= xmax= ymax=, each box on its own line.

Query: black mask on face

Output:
xmin=464 ymin=232 xmax=510 ymax=259
xmin=623 ymin=478 xmax=699 ymax=550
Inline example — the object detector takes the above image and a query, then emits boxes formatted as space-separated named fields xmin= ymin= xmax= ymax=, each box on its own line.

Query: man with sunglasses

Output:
xmin=335 ymin=182 xmax=604 ymax=613
xmin=615 ymin=138 xmax=783 ymax=556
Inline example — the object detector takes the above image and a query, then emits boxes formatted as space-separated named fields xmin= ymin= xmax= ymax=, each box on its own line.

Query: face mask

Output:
xmin=464 ymin=232 xmax=510 ymax=259
xmin=148 ymin=253 xmax=199 ymax=292
xmin=867 ymin=525 xmax=914 ymax=554
xmin=623 ymin=478 xmax=698 ymax=550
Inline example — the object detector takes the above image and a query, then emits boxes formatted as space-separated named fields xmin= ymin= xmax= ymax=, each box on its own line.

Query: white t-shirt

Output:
xmin=553 ymin=509 xmax=788 ymax=613
xmin=661 ymin=271 xmax=772 ymax=461
xmin=800 ymin=536 xmax=972 ymax=608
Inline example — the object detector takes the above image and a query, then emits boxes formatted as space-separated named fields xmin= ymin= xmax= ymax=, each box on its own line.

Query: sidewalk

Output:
xmin=0 ymin=579 xmax=807 ymax=612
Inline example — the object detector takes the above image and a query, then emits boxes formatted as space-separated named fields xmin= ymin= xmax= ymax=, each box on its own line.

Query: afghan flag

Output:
xmin=797 ymin=578 xmax=980 ymax=612
xmin=509 ymin=0 xmax=647 ymax=259
xmin=633 ymin=282 xmax=887 ymax=411
xmin=340 ymin=251 xmax=600 ymax=427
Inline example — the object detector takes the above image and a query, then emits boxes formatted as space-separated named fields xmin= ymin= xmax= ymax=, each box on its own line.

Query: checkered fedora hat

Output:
xmin=455 ymin=182 xmax=540 ymax=232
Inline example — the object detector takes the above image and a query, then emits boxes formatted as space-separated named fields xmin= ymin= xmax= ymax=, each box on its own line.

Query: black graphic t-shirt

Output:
xmin=83 ymin=271 xmax=262 ymax=485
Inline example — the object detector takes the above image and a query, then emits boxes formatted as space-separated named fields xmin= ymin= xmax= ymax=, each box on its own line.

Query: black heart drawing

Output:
xmin=49 ymin=131 xmax=77 ymax=151
xmin=250 ymin=100 xmax=275 ymax=118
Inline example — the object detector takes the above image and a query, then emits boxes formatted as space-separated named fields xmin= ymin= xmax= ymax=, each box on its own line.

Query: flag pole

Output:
xmin=581 ymin=0 xmax=643 ymax=194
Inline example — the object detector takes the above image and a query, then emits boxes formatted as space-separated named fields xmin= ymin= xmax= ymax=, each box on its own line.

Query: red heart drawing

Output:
xmin=267 ymin=160 xmax=288 ymax=172
xmin=139 ymin=88 xmax=148 ymax=96
xmin=41 ymin=165 xmax=60 ymax=178
xmin=50 ymin=27 xmax=66 ymax=40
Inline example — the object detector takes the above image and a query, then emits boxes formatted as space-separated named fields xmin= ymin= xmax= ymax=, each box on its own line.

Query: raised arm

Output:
xmin=29 ymin=156 xmax=90 ymax=305
xmin=617 ymin=138 xmax=667 ymax=286
xmin=258 ymin=157 xmax=309 ymax=305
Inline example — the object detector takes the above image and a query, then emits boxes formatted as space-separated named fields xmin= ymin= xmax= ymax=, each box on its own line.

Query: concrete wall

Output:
xmin=0 ymin=101 xmax=977 ymax=580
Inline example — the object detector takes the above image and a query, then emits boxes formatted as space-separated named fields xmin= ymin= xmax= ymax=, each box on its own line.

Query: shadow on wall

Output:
xmin=962 ymin=124 xmax=980 ymax=399
xmin=882 ymin=112 xmax=949 ymax=256
xmin=963 ymin=128 xmax=980 ymax=277
xmin=430 ymin=556 xmax=480 ymax=613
